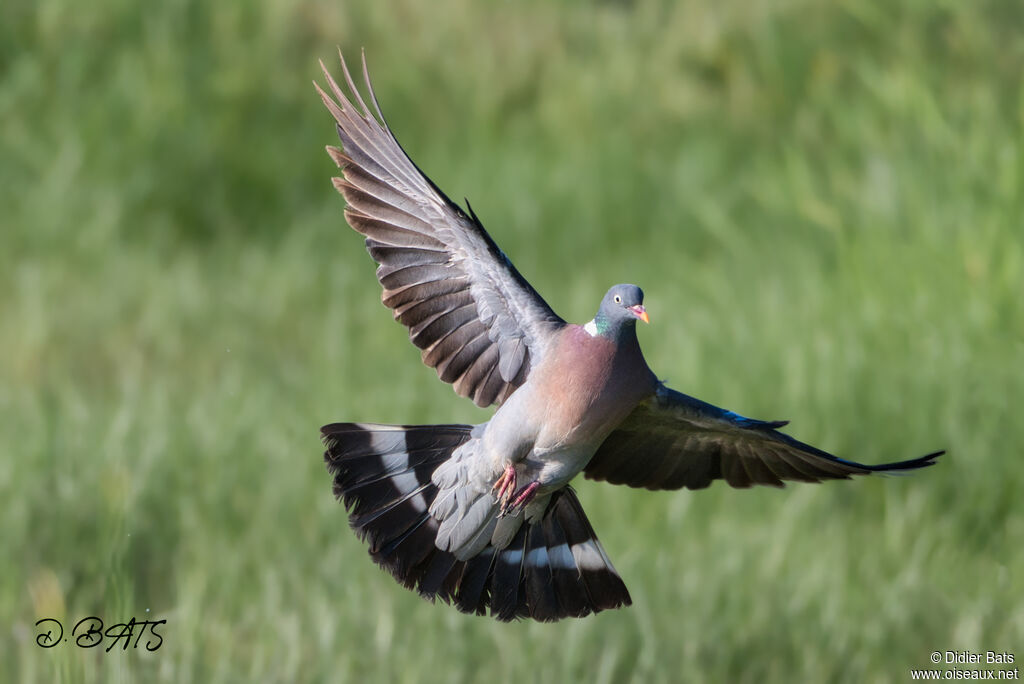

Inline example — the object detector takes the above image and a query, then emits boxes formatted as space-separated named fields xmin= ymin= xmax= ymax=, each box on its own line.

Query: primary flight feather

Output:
xmin=315 ymin=51 xmax=943 ymax=622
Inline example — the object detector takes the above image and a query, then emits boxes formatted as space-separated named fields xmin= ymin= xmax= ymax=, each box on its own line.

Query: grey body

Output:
xmin=431 ymin=307 xmax=658 ymax=560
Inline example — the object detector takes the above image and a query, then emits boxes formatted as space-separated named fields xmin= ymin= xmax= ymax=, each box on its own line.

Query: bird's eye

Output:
xmin=614 ymin=295 xmax=621 ymax=304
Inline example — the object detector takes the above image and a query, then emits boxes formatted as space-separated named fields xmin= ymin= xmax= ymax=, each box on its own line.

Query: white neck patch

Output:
xmin=583 ymin=319 xmax=599 ymax=336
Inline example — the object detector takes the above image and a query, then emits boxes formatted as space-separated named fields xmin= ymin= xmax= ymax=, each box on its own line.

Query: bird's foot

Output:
xmin=492 ymin=464 xmax=516 ymax=505
xmin=499 ymin=481 xmax=541 ymax=518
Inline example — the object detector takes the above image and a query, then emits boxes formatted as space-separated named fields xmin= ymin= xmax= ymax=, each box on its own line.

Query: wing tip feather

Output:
xmin=326 ymin=145 xmax=350 ymax=168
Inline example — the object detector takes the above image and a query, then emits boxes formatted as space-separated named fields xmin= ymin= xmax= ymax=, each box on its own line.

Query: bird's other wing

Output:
xmin=316 ymin=51 xmax=565 ymax=407
xmin=584 ymin=383 xmax=944 ymax=490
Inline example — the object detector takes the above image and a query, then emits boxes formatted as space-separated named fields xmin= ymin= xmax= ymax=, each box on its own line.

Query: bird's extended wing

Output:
xmin=585 ymin=383 xmax=944 ymax=490
xmin=316 ymin=52 xmax=565 ymax=407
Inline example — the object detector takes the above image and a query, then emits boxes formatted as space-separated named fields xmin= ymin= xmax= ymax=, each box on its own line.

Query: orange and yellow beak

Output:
xmin=629 ymin=305 xmax=650 ymax=324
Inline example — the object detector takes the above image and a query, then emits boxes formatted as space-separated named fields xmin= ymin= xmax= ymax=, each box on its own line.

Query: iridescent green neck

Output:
xmin=585 ymin=310 xmax=627 ymax=339
xmin=592 ymin=310 xmax=613 ymax=336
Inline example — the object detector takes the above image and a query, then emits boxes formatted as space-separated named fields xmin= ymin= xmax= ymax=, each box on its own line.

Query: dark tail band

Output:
xmin=322 ymin=422 xmax=631 ymax=621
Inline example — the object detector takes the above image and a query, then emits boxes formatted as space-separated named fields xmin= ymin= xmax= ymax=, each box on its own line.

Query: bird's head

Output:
xmin=597 ymin=284 xmax=649 ymax=327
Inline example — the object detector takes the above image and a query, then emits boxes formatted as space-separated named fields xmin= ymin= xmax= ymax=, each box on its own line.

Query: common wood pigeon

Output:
xmin=315 ymin=52 xmax=943 ymax=622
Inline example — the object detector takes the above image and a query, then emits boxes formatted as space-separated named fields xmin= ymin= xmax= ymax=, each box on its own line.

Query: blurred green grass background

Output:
xmin=3 ymin=0 xmax=1023 ymax=681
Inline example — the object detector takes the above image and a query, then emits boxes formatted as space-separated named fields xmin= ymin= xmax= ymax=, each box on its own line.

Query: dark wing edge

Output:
xmin=584 ymin=383 xmax=945 ymax=491
xmin=315 ymin=50 xmax=565 ymax=407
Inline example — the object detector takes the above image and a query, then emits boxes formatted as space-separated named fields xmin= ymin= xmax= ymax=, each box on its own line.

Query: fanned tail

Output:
xmin=322 ymin=422 xmax=631 ymax=621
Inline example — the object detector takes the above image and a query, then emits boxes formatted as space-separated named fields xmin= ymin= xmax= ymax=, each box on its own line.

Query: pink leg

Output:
xmin=510 ymin=481 xmax=541 ymax=510
xmin=492 ymin=464 xmax=516 ymax=502
xmin=500 ymin=481 xmax=541 ymax=517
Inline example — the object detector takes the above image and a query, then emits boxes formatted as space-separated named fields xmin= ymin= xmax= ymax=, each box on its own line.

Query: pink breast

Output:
xmin=529 ymin=325 xmax=654 ymax=445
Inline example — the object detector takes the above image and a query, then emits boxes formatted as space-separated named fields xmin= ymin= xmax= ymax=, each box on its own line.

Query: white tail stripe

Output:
xmin=387 ymin=471 xmax=428 ymax=513
xmin=526 ymin=545 xmax=548 ymax=568
xmin=500 ymin=548 xmax=523 ymax=566
xmin=547 ymin=542 xmax=576 ymax=571
xmin=570 ymin=539 xmax=608 ymax=571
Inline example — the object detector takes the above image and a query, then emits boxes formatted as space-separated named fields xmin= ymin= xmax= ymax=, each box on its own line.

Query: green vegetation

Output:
xmin=4 ymin=0 xmax=1022 ymax=681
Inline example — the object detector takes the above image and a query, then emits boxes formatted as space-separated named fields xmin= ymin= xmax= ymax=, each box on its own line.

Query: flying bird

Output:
xmin=315 ymin=52 xmax=943 ymax=622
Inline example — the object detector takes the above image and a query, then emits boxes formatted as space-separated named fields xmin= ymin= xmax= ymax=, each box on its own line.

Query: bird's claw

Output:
xmin=494 ymin=464 xmax=541 ymax=517
xmin=499 ymin=481 xmax=541 ymax=518
xmin=492 ymin=464 xmax=516 ymax=501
